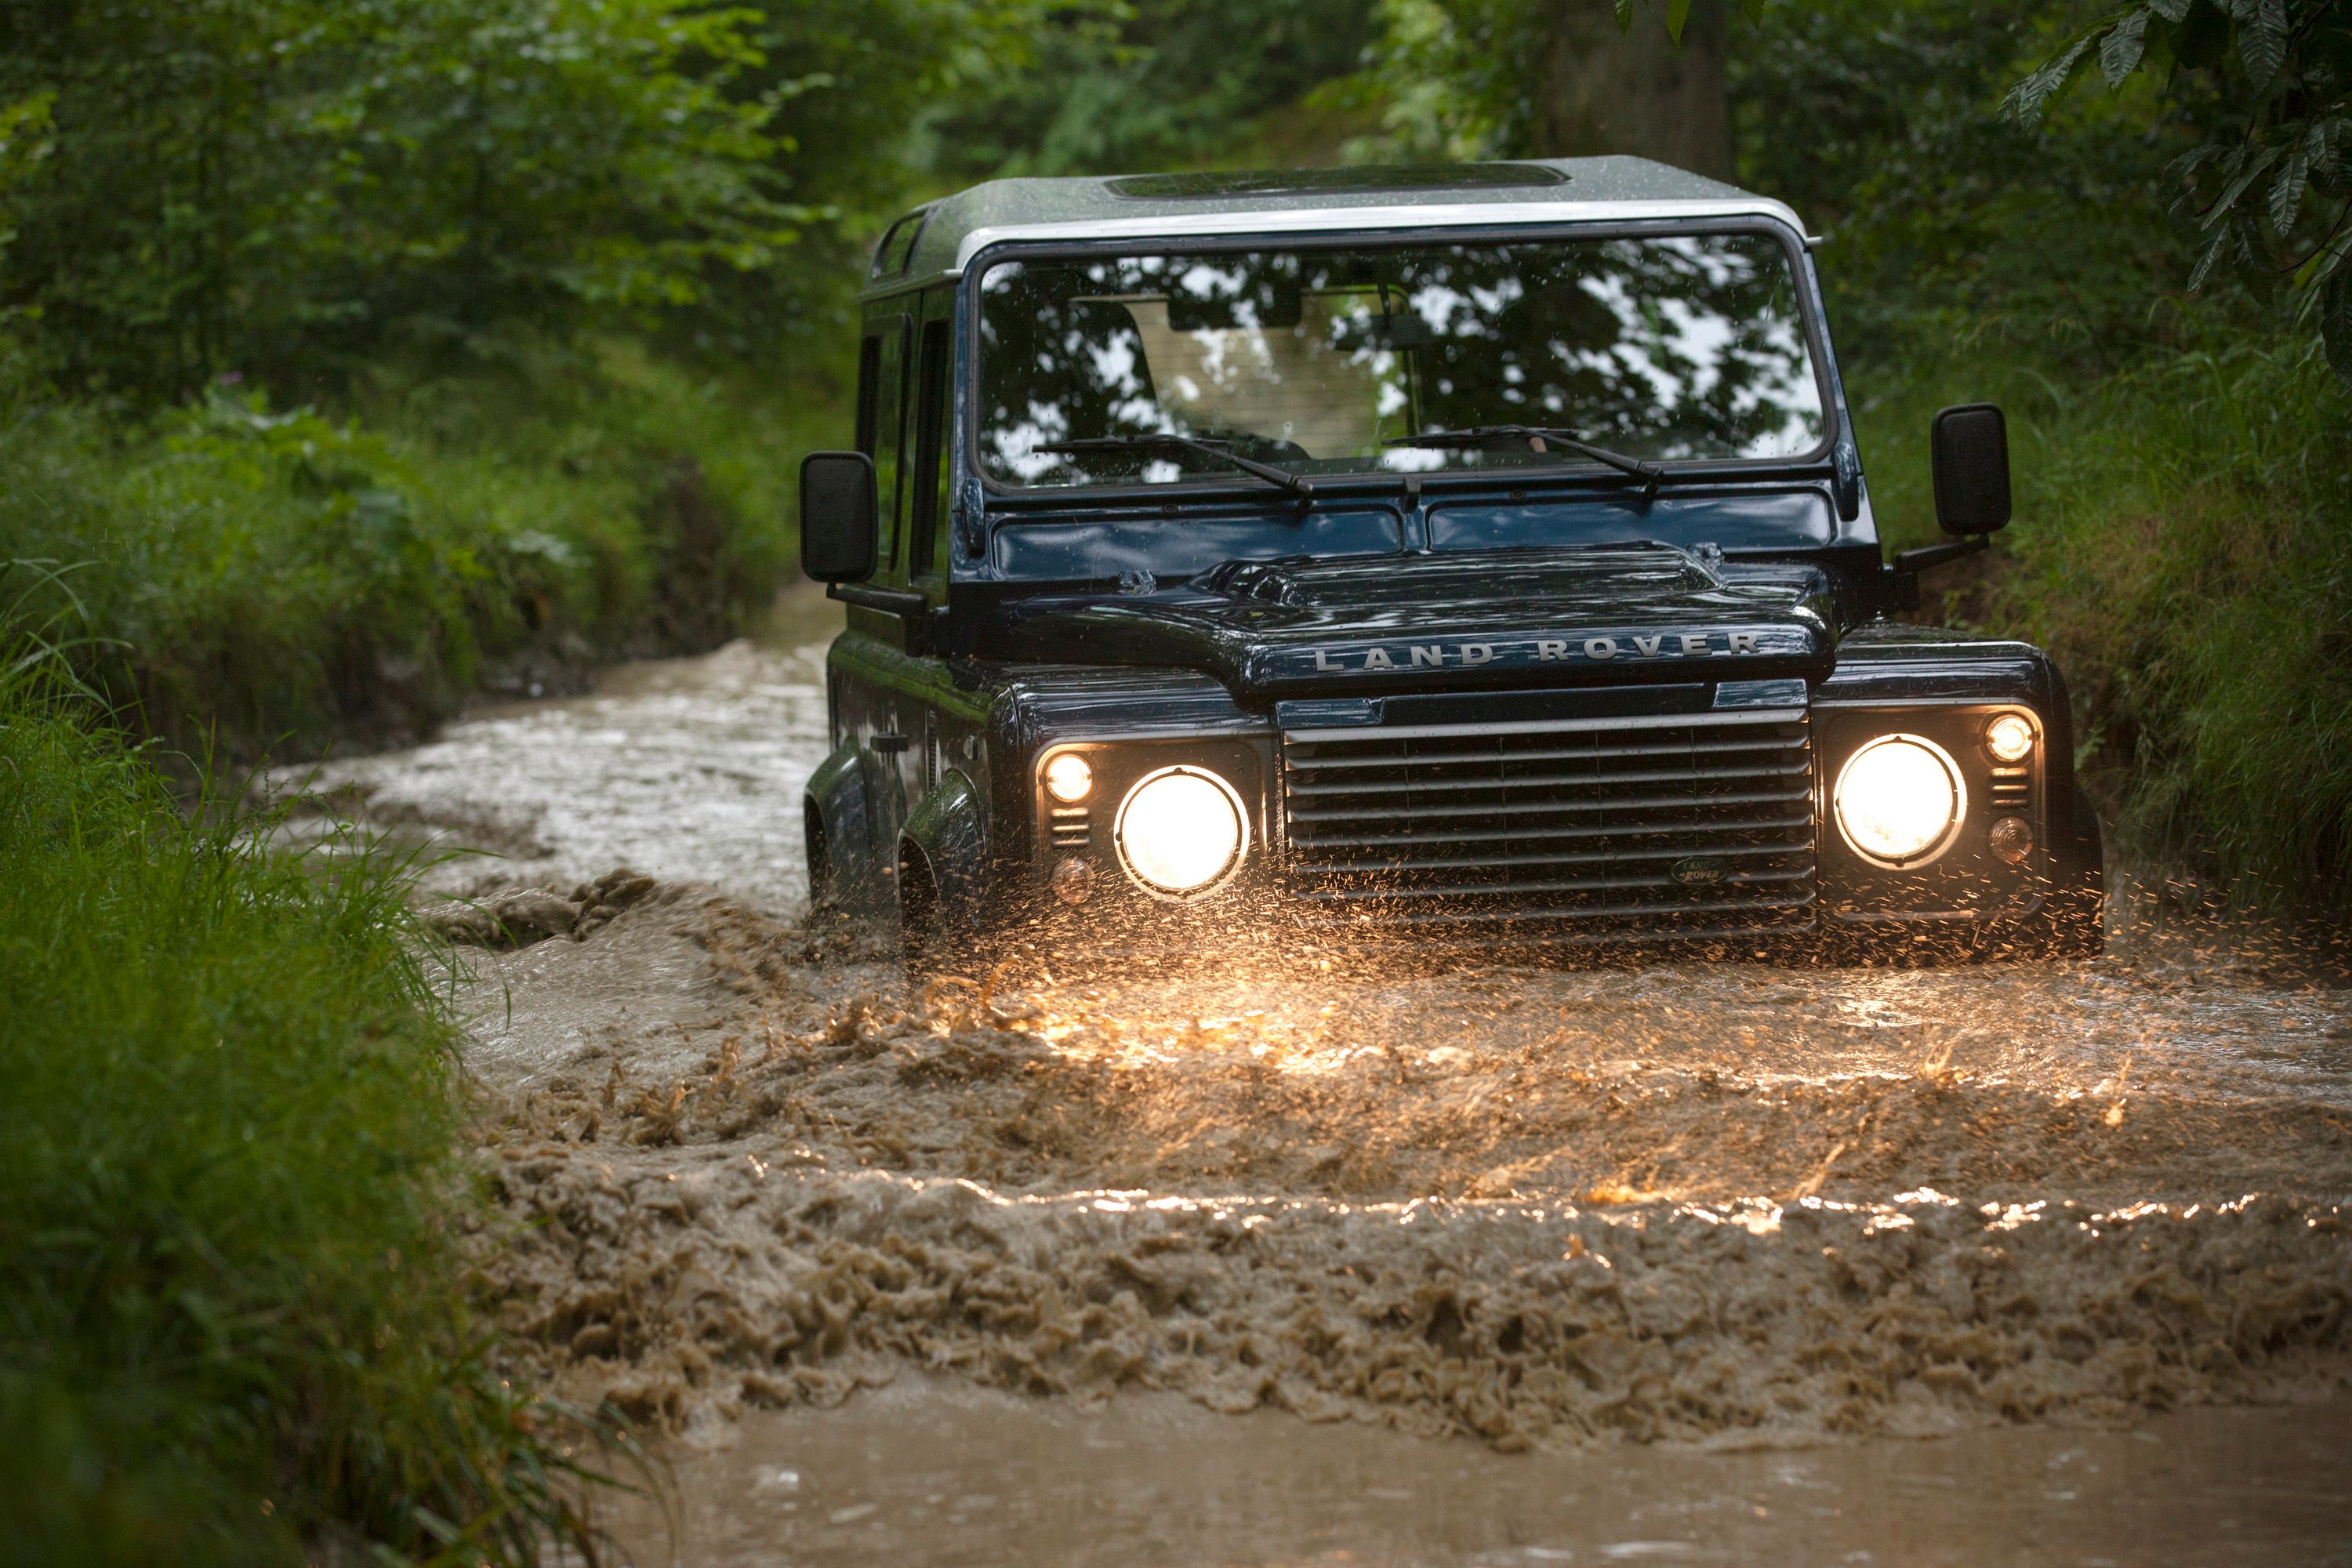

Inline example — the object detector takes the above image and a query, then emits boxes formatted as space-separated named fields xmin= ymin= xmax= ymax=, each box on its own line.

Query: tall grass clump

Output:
xmin=0 ymin=601 xmax=623 ymax=1563
xmin=1986 ymin=336 xmax=2352 ymax=907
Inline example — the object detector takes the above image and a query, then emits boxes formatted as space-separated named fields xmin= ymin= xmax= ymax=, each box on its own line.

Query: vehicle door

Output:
xmin=836 ymin=307 xmax=915 ymax=857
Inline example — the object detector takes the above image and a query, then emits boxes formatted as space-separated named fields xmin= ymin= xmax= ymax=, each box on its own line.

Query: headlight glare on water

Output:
xmin=1834 ymin=735 xmax=1965 ymax=866
xmin=1115 ymin=766 xmax=1247 ymax=896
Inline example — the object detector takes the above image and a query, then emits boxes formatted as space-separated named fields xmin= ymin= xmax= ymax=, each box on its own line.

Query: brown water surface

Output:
xmin=607 ymin=1377 xmax=2352 ymax=1567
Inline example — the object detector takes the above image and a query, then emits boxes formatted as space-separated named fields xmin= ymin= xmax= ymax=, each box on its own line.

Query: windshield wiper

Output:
xmin=1033 ymin=434 xmax=1316 ymax=500
xmin=1384 ymin=425 xmax=1664 ymax=499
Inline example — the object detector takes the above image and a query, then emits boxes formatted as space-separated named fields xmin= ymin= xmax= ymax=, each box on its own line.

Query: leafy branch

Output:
xmin=2002 ymin=0 xmax=2352 ymax=381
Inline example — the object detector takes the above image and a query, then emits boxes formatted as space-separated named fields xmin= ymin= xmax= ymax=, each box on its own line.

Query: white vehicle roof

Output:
xmin=862 ymin=157 xmax=1810 ymax=296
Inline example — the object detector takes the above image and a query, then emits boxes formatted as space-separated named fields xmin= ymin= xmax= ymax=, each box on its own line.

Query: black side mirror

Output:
xmin=800 ymin=452 xmax=878 ymax=583
xmin=1930 ymin=403 xmax=2012 ymax=535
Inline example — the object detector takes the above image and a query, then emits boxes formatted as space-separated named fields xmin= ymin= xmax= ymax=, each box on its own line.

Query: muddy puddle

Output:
xmin=288 ymin=590 xmax=2352 ymax=1557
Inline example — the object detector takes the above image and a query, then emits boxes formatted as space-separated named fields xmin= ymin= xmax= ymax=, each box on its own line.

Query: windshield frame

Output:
xmin=960 ymin=216 xmax=1842 ymax=505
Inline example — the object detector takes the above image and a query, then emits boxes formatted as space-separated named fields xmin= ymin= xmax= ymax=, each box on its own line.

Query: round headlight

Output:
xmin=1984 ymin=713 xmax=2035 ymax=764
xmin=1044 ymin=753 xmax=1093 ymax=803
xmin=1114 ymin=766 xmax=1247 ymax=897
xmin=1834 ymin=735 xmax=1965 ymax=867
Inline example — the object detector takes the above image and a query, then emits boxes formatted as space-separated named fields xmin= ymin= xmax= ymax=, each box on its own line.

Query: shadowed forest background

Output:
xmin=2 ymin=3 xmax=2349 ymax=1562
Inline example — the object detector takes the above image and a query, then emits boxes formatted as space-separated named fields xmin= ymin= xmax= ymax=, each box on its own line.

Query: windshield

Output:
xmin=975 ymin=232 xmax=1828 ymax=491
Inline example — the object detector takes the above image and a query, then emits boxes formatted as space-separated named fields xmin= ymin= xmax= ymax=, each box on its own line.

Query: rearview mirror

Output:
xmin=1930 ymin=404 xmax=2012 ymax=535
xmin=800 ymin=452 xmax=878 ymax=583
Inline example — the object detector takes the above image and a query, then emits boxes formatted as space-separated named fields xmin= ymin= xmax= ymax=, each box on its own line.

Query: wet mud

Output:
xmin=460 ymin=887 xmax=2352 ymax=1453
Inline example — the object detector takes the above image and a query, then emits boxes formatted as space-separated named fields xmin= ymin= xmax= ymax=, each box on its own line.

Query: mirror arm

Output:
xmin=1893 ymin=535 xmax=1989 ymax=575
xmin=828 ymin=583 xmax=930 ymax=615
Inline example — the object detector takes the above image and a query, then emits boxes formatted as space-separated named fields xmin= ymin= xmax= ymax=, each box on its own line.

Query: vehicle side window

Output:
xmin=859 ymin=315 xmax=910 ymax=572
xmin=909 ymin=316 xmax=952 ymax=579
xmin=852 ymin=332 xmax=881 ymax=452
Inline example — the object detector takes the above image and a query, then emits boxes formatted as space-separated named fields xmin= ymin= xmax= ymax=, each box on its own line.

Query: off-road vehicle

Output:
xmin=795 ymin=159 xmax=2103 ymax=964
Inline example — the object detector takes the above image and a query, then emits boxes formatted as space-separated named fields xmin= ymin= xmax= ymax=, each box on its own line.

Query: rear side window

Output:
xmin=909 ymin=317 xmax=952 ymax=577
xmin=857 ymin=317 xmax=911 ymax=569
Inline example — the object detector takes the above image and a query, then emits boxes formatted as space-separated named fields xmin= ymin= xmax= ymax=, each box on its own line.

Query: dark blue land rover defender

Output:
xmin=796 ymin=159 xmax=2104 ymax=964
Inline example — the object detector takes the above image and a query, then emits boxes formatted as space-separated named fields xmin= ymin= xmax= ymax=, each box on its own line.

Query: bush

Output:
xmin=0 ymin=343 xmax=829 ymax=760
xmin=0 ymin=629 xmax=624 ymax=1561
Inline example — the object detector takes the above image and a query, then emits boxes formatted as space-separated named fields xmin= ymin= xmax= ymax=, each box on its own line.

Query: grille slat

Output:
xmin=1287 ymin=759 xmax=1806 ymax=798
xmin=1279 ymin=702 xmax=1817 ymax=938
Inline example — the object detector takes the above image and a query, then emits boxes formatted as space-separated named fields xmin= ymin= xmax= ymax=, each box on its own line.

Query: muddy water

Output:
xmin=604 ymin=1377 xmax=2352 ymax=1567
xmin=291 ymin=593 xmax=2352 ymax=1558
xmin=278 ymin=588 xmax=844 ymax=910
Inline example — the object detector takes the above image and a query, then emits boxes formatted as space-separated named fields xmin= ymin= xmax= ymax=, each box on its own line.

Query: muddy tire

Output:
xmin=805 ymin=800 xmax=837 ymax=912
xmin=898 ymin=851 xmax=947 ymax=980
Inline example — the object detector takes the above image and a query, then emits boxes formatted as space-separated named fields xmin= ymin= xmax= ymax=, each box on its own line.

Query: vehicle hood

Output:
xmin=994 ymin=545 xmax=1837 ymax=698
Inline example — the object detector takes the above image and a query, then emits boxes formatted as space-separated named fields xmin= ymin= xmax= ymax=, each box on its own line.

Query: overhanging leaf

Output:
xmin=2187 ymin=228 xmax=2230 ymax=289
xmin=2270 ymin=145 xmax=2310 ymax=231
xmin=2150 ymin=0 xmax=2192 ymax=20
xmin=1614 ymin=0 xmax=1634 ymax=30
xmin=2203 ymin=140 xmax=2284 ymax=225
xmin=1667 ymin=0 xmax=1692 ymax=42
xmin=2002 ymin=31 xmax=2101 ymax=125
xmin=2100 ymin=9 xmax=2150 ymax=85
xmin=2239 ymin=0 xmax=2287 ymax=92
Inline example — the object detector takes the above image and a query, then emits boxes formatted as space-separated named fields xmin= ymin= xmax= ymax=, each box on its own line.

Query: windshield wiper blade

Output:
xmin=1384 ymin=424 xmax=1664 ymax=496
xmin=1033 ymin=434 xmax=1316 ymax=500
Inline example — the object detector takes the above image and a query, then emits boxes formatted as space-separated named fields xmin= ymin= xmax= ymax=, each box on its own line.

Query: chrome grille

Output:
xmin=1279 ymin=703 xmax=1816 ymax=938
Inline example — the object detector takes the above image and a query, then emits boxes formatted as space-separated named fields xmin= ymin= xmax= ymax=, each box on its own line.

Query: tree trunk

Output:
xmin=1529 ymin=0 xmax=1734 ymax=182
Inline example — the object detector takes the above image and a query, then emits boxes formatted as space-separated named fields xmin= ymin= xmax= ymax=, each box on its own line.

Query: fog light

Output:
xmin=1985 ymin=713 xmax=2036 ymax=764
xmin=1987 ymin=815 xmax=2034 ymax=865
xmin=1051 ymin=857 xmax=1094 ymax=904
xmin=1044 ymin=753 xmax=1093 ymax=803
xmin=1834 ymin=735 xmax=1965 ymax=867
xmin=1115 ymin=765 xmax=1247 ymax=897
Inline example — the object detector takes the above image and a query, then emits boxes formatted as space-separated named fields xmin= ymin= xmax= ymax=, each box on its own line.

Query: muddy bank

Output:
xmin=459 ymin=886 xmax=2352 ymax=1450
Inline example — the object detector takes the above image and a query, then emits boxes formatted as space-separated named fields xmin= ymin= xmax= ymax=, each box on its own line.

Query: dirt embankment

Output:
xmin=456 ymin=884 xmax=2352 ymax=1450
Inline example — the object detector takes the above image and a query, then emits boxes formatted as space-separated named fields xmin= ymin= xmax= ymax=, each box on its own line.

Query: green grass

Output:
xmin=1853 ymin=329 xmax=2352 ymax=908
xmin=0 ymin=639 xmax=627 ymax=1563
xmin=0 ymin=339 xmax=845 ymax=761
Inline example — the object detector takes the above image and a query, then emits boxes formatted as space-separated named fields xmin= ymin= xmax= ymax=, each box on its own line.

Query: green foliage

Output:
xmin=913 ymin=0 xmax=1381 ymax=183
xmin=0 ymin=345 xmax=826 ymax=760
xmin=2002 ymin=0 xmax=2352 ymax=379
xmin=1989 ymin=334 xmax=2352 ymax=899
xmin=1735 ymin=0 xmax=2205 ymax=374
xmin=0 ymin=0 xmax=794 ymax=399
xmin=0 ymin=633 xmax=626 ymax=1561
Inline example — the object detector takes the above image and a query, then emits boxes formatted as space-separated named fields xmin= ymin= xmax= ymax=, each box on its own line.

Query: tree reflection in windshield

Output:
xmin=975 ymin=234 xmax=1826 ymax=488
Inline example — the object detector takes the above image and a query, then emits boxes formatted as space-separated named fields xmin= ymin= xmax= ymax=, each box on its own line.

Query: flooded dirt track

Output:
xmin=293 ymin=597 xmax=2352 ymax=1559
